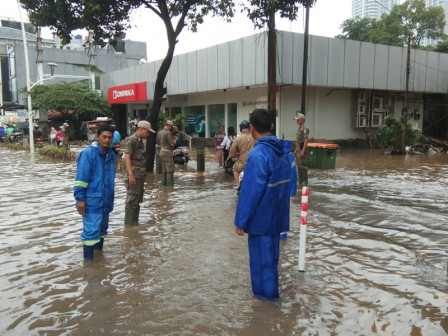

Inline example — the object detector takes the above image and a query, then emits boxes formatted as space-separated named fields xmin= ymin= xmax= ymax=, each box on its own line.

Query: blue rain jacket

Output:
xmin=235 ymin=136 xmax=291 ymax=235
xmin=74 ymin=142 xmax=117 ymax=213
xmin=283 ymin=140 xmax=297 ymax=197
xmin=112 ymin=131 xmax=121 ymax=146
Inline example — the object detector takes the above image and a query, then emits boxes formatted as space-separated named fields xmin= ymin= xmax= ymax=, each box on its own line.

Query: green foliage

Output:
xmin=4 ymin=142 xmax=30 ymax=151
xmin=19 ymin=0 xmax=235 ymax=45
xmin=338 ymin=17 xmax=378 ymax=42
xmin=376 ymin=115 xmax=424 ymax=149
xmin=37 ymin=145 xmax=77 ymax=161
xmin=338 ymin=0 xmax=446 ymax=48
xmin=244 ymin=0 xmax=316 ymax=29
xmin=433 ymin=39 xmax=448 ymax=52
xmin=26 ymin=81 xmax=110 ymax=121
xmin=157 ymin=113 xmax=185 ymax=131
xmin=2 ymin=142 xmax=76 ymax=161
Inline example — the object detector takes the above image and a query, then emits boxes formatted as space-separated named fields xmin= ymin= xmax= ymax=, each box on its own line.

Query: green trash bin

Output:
xmin=307 ymin=143 xmax=339 ymax=169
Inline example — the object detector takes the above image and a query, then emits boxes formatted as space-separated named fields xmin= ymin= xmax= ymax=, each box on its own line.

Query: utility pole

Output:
xmin=301 ymin=5 xmax=310 ymax=116
xmin=267 ymin=12 xmax=276 ymax=134
xmin=402 ymin=36 xmax=411 ymax=154
xmin=36 ymin=27 xmax=43 ymax=82
xmin=17 ymin=0 xmax=35 ymax=157
xmin=0 ymin=53 xmax=3 ymax=116
xmin=88 ymin=31 xmax=96 ymax=91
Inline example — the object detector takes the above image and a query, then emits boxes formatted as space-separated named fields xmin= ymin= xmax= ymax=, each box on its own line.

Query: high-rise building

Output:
xmin=425 ymin=0 xmax=448 ymax=35
xmin=352 ymin=0 xmax=448 ymax=46
xmin=352 ymin=0 xmax=400 ymax=19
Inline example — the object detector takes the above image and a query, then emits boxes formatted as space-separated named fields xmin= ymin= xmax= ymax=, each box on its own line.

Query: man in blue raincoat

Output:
xmin=74 ymin=124 xmax=117 ymax=260
xmin=234 ymin=108 xmax=291 ymax=299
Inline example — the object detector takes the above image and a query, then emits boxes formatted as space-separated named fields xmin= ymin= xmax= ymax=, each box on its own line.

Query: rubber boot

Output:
xmin=166 ymin=173 xmax=174 ymax=187
xmin=161 ymin=173 xmax=167 ymax=186
xmin=125 ymin=207 xmax=139 ymax=226
xmin=93 ymin=238 xmax=104 ymax=251
xmin=134 ymin=207 xmax=140 ymax=225
xmin=125 ymin=208 xmax=134 ymax=226
xmin=298 ymin=168 xmax=304 ymax=186
xmin=302 ymin=169 xmax=308 ymax=186
xmin=83 ymin=245 xmax=94 ymax=260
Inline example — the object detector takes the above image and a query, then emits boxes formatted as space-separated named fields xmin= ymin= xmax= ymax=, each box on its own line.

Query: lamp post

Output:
xmin=26 ymin=62 xmax=58 ymax=155
xmin=17 ymin=0 xmax=58 ymax=156
xmin=17 ymin=0 xmax=59 ymax=155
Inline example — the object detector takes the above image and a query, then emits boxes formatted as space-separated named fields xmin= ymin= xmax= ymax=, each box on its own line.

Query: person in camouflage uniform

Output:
xmin=124 ymin=121 xmax=155 ymax=226
xmin=294 ymin=113 xmax=309 ymax=186
xmin=156 ymin=120 xmax=176 ymax=186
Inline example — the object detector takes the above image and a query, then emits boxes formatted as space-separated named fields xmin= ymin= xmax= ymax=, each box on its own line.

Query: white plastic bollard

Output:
xmin=298 ymin=186 xmax=309 ymax=272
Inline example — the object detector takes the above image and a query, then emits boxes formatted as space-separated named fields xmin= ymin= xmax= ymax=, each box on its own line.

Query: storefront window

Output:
xmin=184 ymin=105 xmax=205 ymax=137
xmin=172 ymin=107 xmax=182 ymax=117
xmin=208 ymin=104 xmax=225 ymax=137
xmin=228 ymin=103 xmax=237 ymax=133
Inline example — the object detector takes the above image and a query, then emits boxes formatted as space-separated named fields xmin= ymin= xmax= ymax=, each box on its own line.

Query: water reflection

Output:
xmin=0 ymin=147 xmax=447 ymax=335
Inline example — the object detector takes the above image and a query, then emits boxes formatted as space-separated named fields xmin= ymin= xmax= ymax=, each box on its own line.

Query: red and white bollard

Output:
xmin=298 ymin=186 xmax=309 ymax=272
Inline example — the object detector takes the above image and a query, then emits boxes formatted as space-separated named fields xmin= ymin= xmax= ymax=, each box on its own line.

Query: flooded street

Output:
xmin=0 ymin=146 xmax=447 ymax=335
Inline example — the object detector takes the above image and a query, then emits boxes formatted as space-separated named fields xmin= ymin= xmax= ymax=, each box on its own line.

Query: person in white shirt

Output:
xmin=220 ymin=126 xmax=236 ymax=163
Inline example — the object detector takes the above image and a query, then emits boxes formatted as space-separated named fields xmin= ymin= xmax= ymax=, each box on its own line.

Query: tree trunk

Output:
xmin=145 ymin=36 xmax=176 ymax=172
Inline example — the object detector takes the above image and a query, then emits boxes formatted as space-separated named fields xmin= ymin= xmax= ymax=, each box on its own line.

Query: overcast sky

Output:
xmin=3 ymin=0 xmax=352 ymax=61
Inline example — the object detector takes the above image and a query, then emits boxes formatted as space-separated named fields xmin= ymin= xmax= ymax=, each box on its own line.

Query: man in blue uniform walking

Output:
xmin=234 ymin=108 xmax=291 ymax=299
xmin=74 ymin=124 xmax=117 ymax=260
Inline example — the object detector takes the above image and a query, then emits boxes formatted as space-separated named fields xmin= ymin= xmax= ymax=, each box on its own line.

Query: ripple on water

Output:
xmin=0 ymin=147 xmax=447 ymax=335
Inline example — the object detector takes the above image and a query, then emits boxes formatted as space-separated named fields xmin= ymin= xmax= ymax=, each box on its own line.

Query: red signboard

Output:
xmin=108 ymin=82 xmax=147 ymax=104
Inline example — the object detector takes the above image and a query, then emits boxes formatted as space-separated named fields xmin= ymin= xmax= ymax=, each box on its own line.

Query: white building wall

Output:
xmin=101 ymin=31 xmax=448 ymax=141
xmin=279 ymin=86 xmax=363 ymax=141
xmin=104 ymin=31 xmax=448 ymax=95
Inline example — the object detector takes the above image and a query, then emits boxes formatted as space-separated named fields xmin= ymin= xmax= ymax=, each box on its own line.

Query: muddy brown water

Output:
xmin=0 ymin=146 xmax=447 ymax=335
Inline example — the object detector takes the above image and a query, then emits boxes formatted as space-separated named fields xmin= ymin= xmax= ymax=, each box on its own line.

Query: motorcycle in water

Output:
xmin=36 ymin=137 xmax=43 ymax=148
xmin=9 ymin=129 xmax=23 ymax=143
xmin=173 ymin=146 xmax=190 ymax=165
xmin=225 ymin=155 xmax=238 ymax=175
xmin=111 ymin=142 xmax=123 ymax=158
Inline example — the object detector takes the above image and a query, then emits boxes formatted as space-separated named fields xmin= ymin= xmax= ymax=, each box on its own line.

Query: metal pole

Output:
xmin=0 ymin=55 xmax=3 ymax=116
xmin=300 ymin=6 xmax=310 ymax=116
xmin=196 ymin=146 xmax=205 ymax=174
xmin=267 ymin=12 xmax=277 ymax=134
xmin=36 ymin=27 xmax=43 ymax=82
xmin=402 ymin=36 xmax=411 ymax=154
xmin=298 ymin=186 xmax=309 ymax=272
xmin=88 ymin=31 xmax=96 ymax=91
xmin=17 ymin=0 xmax=34 ymax=156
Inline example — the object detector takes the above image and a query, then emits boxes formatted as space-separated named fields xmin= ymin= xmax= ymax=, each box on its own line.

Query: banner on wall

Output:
xmin=184 ymin=115 xmax=205 ymax=137
xmin=108 ymin=82 xmax=148 ymax=104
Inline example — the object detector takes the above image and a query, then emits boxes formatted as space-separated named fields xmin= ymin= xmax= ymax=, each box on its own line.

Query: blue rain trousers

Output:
xmin=80 ymin=211 xmax=110 ymax=245
xmin=248 ymin=234 xmax=280 ymax=299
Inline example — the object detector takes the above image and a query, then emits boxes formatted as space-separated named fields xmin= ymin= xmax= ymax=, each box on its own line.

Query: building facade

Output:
xmin=352 ymin=0 xmax=400 ymax=19
xmin=100 ymin=31 xmax=448 ymax=143
xmin=0 ymin=18 xmax=147 ymax=119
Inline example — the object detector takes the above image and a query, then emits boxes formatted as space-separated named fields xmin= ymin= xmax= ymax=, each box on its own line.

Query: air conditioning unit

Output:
xmin=359 ymin=116 xmax=367 ymax=127
xmin=358 ymin=104 xmax=366 ymax=114
xmin=373 ymin=97 xmax=383 ymax=109
xmin=372 ymin=113 xmax=383 ymax=127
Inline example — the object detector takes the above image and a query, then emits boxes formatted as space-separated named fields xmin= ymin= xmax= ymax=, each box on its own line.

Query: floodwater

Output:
xmin=0 ymin=146 xmax=447 ymax=336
